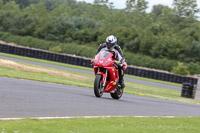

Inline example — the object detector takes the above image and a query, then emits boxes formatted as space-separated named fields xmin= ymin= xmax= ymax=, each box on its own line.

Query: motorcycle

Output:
xmin=93 ymin=50 xmax=127 ymax=99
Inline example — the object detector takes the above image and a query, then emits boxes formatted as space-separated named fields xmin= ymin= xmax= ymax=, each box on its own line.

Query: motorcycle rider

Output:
xmin=94 ymin=35 xmax=125 ymax=88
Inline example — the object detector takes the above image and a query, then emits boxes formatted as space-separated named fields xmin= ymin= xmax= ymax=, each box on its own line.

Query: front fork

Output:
xmin=97 ymin=68 xmax=107 ymax=88
xmin=102 ymin=69 xmax=107 ymax=87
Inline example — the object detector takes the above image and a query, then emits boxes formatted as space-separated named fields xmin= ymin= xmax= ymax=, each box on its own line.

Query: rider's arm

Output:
xmin=116 ymin=52 xmax=125 ymax=64
xmin=95 ymin=43 xmax=107 ymax=56
xmin=115 ymin=45 xmax=125 ymax=64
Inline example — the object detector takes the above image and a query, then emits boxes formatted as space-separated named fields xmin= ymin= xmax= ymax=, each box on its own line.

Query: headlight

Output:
xmin=104 ymin=61 xmax=109 ymax=65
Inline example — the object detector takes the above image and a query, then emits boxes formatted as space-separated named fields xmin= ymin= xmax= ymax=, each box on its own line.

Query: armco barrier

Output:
xmin=0 ymin=43 xmax=198 ymax=85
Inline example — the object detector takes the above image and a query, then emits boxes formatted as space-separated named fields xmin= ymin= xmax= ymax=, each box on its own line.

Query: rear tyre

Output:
xmin=110 ymin=87 xmax=123 ymax=100
xmin=94 ymin=74 xmax=104 ymax=98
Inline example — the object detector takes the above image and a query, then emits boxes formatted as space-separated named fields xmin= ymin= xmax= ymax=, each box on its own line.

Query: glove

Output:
xmin=91 ymin=59 xmax=94 ymax=64
xmin=114 ymin=60 xmax=120 ymax=65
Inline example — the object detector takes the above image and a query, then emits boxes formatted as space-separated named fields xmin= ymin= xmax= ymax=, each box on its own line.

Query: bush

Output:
xmin=60 ymin=43 xmax=96 ymax=57
xmin=172 ymin=62 xmax=190 ymax=75
xmin=124 ymin=52 xmax=177 ymax=71
xmin=49 ymin=46 xmax=62 ymax=53
xmin=187 ymin=62 xmax=200 ymax=75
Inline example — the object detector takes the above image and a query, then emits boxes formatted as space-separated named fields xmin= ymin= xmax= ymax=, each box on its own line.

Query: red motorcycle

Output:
xmin=93 ymin=50 xmax=127 ymax=99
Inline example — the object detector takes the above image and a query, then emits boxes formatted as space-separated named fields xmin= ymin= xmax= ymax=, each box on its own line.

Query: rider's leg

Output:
xmin=118 ymin=67 xmax=125 ymax=88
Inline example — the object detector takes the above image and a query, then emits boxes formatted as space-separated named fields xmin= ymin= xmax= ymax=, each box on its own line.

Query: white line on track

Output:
xmin=0 ymin=115 xmax=191 ymax=120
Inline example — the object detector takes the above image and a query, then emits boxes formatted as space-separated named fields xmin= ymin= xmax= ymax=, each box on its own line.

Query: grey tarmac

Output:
xmin=0 ymin=77 xmax=199 ymax=118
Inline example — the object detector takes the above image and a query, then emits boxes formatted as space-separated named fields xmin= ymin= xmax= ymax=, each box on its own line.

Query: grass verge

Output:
xmin=0 ymin=59 xmax=94 ymax=88
xmin=125 ymin=82 xmax=200 ymax=105
xmin=0 ymin=52 xmax=93 ymax=71
xmin=0 ymin=117 xmax=200 ymax=133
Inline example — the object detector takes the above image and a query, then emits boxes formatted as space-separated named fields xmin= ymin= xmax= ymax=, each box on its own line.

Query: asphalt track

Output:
xmin=0 ymin=77 xmax=200 ymax=118
xmin=0 ymin=55 xmax=181 ymax=90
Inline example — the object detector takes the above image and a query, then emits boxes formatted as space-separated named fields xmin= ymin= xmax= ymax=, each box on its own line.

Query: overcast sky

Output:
xmin=76 ymin=0 xmax=200 ymax=12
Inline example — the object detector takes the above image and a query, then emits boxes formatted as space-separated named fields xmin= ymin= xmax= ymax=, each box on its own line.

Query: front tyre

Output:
xmin=110 ymin=87 xmax=124 ymax=99
xmin=94 ymin=74 xmax=104 ymax=98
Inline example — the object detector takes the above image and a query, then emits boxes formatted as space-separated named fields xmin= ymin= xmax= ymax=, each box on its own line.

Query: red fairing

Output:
xmin=93 ymin=50 xmax=119 ymax=93
xmin=93 ymin=50 xmax=125 ymax=99
xmin=122 ymin=62 xmax=127 ymax=71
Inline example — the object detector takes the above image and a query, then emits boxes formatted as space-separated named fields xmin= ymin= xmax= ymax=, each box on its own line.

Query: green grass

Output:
xmin=0 ymin=66 xmax=94 ymax=88
xmin=0 ymin=52 xmax=181 ymax=87
xmin=125 ymin=82 xmax=200 ymax=105
xmin=0 ymin=117 xmax=200 ymax=133
xmin=125 ymin=74 xmax=182 ymax=87
xmin=0 ymin=52 xmax=93 ymax=72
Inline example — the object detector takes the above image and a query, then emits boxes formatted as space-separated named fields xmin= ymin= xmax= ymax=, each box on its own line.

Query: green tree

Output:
xmin=135 ymin=0 xmax=148 ymax=12
xmin=22 ymin=2 xmax=49 ymax=37
xmin=1 ymin=0 xmax=20 ymax=13
xmin=14 ymin=0 xmax=31 ymax=9
xmin=152 ymin=4 xmax=167 ymax=20
xmin=41 ymin=0 xmax=63 ymax=11
xmin=139 ymin=31 xmax=156 ymax=55
xmin=50 ymin=4 xmax=71 ymax=17
xmin=126 ymin=0 xmax=148 ymax=12
xmin=2 ymin=0 xmax=11 ymax=4
xmin=40 ymin=0 xmax=77 ymax=11
xmin=22 ymin=2 xmax=48 ymax=18
xmin=0 ymin=0 xmax=2 ymax=9
xmin=94 ymin=0 xmax=109 ymax=6
xmin=173 ymin=0 xmax=200 ymax=18
xmin=0 ymin=1 xmax=22 ymax=33
xmin=126 ymin=0 xmax=135 ymax=11
xmin=93 ymin=0 xmax=115 ymax=9
xmin=185 ymin=41 xmax=200 ymax=61
xmin=150 ymin=35 xmax=184 ymax=60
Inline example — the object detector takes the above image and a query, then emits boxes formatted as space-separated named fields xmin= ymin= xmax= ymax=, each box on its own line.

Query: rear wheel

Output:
xmin=94 ymin=75 xmax=104 ymax=98
xmin=110 ymin=87 xmax=123 ymax=100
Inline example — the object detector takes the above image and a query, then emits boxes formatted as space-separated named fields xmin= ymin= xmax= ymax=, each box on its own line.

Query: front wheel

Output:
xmin=94 ymin=74 xmax=104 ymax=98
xmin=110 ymin=87 xmax=124 ymax=100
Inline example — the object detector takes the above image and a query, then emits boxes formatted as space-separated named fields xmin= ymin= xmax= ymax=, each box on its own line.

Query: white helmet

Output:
xmin=106 ymin=35 xmax=117 ymax=50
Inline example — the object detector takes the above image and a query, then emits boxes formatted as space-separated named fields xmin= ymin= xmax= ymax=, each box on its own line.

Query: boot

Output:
xmin=119 ymin=79 xmax=125 ymax=89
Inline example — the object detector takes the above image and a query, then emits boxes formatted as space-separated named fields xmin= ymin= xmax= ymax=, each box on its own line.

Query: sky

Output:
xmin=76 ymin=0 xmax=200 ymax=12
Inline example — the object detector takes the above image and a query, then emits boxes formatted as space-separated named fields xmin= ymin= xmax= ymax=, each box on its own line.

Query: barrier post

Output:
xmin=195 ymin=75 xmax=200 ymax=100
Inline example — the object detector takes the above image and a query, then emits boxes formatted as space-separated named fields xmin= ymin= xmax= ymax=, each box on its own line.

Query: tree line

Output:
xmin=0 ymin=0 xmax=200 ymax=75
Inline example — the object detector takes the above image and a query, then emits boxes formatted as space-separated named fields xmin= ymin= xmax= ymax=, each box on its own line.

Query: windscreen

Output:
xmin=100 ymin=51 xmax=110 ymax=60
